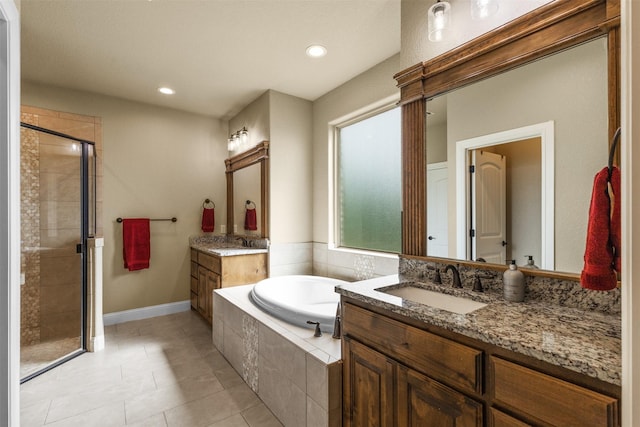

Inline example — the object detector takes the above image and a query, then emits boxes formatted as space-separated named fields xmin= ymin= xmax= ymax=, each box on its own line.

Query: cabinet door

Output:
xmin=205 ymin=270 xmax=221 ymax=322
xmin=197 ymin=267 xmax=207 ymax=316
xmin=343 ymin=337 xmax=395 ymax=427
xmin=397 ymin=365 xmax=483 ymax=427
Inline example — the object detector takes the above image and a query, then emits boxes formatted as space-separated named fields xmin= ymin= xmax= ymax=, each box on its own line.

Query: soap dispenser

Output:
xmin=522 ymin=255 xmax=539 ymax=269
xmin=503 ymin=260 xmax=525 ymax=302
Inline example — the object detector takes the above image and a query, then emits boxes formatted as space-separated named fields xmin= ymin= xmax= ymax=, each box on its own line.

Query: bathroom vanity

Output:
xmin=190 ymin=243 xmax=267 ymax=324
xmin=355 ymin=0 xmax=622 ymax=424
xmin=338 ymin=276 xmax=621 ymax=426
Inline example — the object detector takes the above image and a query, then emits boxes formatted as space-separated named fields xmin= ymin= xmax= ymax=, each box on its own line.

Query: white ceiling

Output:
xmin=20 ymin=0 xmax=401 ymax=120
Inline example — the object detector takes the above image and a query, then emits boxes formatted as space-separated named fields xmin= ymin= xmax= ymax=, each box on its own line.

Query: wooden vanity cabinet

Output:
xmin=342 ymin=302 xmax=483 ymax=427
xmin=341 ymin=299 xmax=620 ymax=427
xmin=190 ymin=248 xmax=267 ymax=324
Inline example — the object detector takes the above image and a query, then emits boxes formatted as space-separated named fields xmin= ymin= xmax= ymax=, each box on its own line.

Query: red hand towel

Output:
xmin=201 ymin=207 xmax=215 ymax=232
xmin=580 ymin=167 xmax=618 ymax=290
xmin=609 ymin=167 xmax=621 ymax=272
xmin=244 ymin=208 xmax=257 ymax=231
xmin=123 ymin=218 xmax=150 ymax=271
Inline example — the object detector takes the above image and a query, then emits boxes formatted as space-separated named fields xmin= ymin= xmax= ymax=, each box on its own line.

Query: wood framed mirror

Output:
xmin=225 ymin=141 xmax=270 ymax=238
xmin=395 ymin=0 xmax=620 ymax=279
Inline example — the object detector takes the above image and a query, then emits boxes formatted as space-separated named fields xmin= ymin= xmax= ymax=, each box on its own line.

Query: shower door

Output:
xmin=19 ymin=123 xmax=95 ymax=381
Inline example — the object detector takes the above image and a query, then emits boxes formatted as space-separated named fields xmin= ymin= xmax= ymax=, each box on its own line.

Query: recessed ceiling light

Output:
xmin=306 ymin=45 xmax=327 ymax=58
xmin=158 ymin=87 xmax=175 ymax=95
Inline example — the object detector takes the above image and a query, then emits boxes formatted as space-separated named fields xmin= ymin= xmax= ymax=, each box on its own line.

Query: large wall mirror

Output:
xmin=225 ymin=141 xmax=270 ymax=238
xmin=395 ymin=0 xmax=620 ymax=278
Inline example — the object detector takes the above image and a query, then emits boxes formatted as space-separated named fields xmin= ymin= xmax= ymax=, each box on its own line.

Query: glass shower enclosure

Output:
xmin=19 ymin=123 xmax=96 ymax=381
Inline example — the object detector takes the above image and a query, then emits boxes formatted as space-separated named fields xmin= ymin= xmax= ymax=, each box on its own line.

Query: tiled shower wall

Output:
xmin=20 ymin=106 xmax=103 ymax=345
xmin=20 ymin=117 xmax=41 ymax=345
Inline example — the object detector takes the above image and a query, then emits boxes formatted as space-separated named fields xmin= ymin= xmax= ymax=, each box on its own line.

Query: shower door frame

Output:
xmin=19 ymin=122 xmax=96 ymax=383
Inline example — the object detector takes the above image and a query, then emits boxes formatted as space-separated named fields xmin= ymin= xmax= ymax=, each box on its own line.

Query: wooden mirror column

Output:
xmin=395 ymin=0 xmax=621 ymax=258
xmin=225 ymin=141 xmax=270 ymax=238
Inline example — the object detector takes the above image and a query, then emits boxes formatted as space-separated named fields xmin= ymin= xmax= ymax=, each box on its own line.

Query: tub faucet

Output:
xmin=306 ymin=321 xmax=322 ymax=337
xmin=445 ymin=264 xmax=462 ymax=288
xmin=332 ymin=302 xmax=341 ymax=339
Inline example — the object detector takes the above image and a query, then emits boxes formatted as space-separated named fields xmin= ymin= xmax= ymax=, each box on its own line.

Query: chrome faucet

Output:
xmin=445 ymin=264 xmax=462 ymax=288
xmin=235 ymin=236 xmax=248 ymax=247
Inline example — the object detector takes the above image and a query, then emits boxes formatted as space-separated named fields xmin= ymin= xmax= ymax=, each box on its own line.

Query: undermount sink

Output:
xmin=378 ymin=285 xmax=487 ymax=315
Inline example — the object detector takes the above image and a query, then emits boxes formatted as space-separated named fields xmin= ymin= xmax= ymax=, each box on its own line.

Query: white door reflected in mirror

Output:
xmin=471 ymin=150 xmax=506 ymax=264
xmin=427 ymin=162 xmax=448 ymax=257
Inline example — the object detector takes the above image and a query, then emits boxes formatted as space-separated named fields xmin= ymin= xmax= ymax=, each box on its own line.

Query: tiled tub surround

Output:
xmin=336 ymin=256 xmax=621 ymax=386
xmin=213 ymin=285 xmax=342 ymax=427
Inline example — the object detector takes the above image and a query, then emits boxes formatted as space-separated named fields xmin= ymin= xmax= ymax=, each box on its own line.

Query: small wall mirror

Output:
xmin=225 ymin=141 xmax=269 ymax=238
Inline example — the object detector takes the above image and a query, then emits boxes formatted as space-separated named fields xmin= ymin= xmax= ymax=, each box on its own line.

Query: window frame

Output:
xmin=331 ymin=99 xmax=402 ymax=255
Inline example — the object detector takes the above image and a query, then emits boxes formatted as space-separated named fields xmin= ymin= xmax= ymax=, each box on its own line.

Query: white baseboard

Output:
xmin=103 ymin=300 xmax=191 ymax=326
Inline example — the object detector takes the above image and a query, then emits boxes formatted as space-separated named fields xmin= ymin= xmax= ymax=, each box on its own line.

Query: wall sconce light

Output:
xmin=471 ymin=0 xmax=498 ymax=20
xmin=428 ymin=0 xmax=451 ymax=42
xmin=227 ymin=126 xmax=249 ymax=151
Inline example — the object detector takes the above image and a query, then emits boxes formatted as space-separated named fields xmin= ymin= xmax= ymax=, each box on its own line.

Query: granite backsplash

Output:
xmin=399 ymin=256 xmax=620 ymax=315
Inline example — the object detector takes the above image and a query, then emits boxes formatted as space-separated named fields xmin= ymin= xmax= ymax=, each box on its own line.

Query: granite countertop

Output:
xmin=336 ymin=275 xmax=621 ymax=386
xmin=191 ymin=242 xmax=268 ymax=257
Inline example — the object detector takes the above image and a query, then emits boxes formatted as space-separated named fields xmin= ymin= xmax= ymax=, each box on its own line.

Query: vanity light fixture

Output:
xmin=428 ymin=0 xmax=451 ymax=42
xmin=227 ymin=126 xmax=249 ymax=151
xmin=157 ymin=86 xmax=175 ymax=95
xmin=471 ymin=0 xmax=498 ymax=20
xmin=305 ymin=45 xmax=327 ymax=58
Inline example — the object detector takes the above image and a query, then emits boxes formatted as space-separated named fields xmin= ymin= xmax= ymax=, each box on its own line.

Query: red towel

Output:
xmin=244 ymin=208 xmax=257 ymax=231
xmin=610 ymin=167 xmax=621 ymax=272
xmin=123 ymin=218 xmax=150 ymax=271
xmin=201 ymin=207 xmax=215 ymax=232
xmin=580 ymin=167 xmax=620 ymax=290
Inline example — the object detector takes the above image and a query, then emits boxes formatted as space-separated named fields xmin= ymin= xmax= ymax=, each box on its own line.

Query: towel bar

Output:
xmin=117 ymin=217 xmax=177 ymax=223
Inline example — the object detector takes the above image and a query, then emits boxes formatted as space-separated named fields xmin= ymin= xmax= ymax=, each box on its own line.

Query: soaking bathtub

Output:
xmin=249 ymin=275 xmax=349 ymax=332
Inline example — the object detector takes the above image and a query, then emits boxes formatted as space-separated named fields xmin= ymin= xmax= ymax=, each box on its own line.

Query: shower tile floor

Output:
xmin=20 ymin=310 xmax=283 ymax=427
xmin=21 ymin=336 xmax=82 ymax=379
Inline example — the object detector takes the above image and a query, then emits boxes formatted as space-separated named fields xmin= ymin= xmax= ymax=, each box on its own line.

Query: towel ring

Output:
xmin=203 ymin=198 xmax=215 ymax=209
xmin=608 ymin=127 xmax=621 ymax=181
xmin=246 ymin=200 xmax=256 ymax=209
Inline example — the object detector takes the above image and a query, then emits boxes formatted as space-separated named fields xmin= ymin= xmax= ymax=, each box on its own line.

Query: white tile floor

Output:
xmin=20 ymin=310 xmax=283 ymax=427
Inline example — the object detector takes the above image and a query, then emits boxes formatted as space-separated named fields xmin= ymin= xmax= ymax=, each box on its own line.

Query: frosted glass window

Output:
xmin=338 ymin=107 xmax=401 ymax=253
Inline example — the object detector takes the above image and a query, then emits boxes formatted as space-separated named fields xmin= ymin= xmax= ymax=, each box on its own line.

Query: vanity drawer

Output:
xmin=489 ymin=408 xmax=531 ymax=427
xmin=198 ymin=252 xmax=221 ymax=273
xmin=343 ymin=303 xmax=483 ymax=394
xmin=190 ymin=248 xmax=197 ymax=261
xmin=490 ymin=356 xmax=619 ymax=426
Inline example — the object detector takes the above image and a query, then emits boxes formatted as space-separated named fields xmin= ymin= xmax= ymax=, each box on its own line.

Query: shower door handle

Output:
xmin=76 ymin=243 xmax=83 ymax=254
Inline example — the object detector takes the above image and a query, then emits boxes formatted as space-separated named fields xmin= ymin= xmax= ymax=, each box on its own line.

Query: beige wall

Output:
xmin=312 ymin=54 xmax=400 ymax=244
xmin=22 ymin=81 xmax=228 ymax=313
xmin=229 ymin=90 xmax=313 ymax=244
xmin=269 ymin=90 xmax=313 ymax=244
xmin=228 ymin=91 xmax=270 ymax=154
xmin=445 ymin=38 xmax=607 ymax=272
xmin=400 ymin=0 xmax=552 ymax=69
